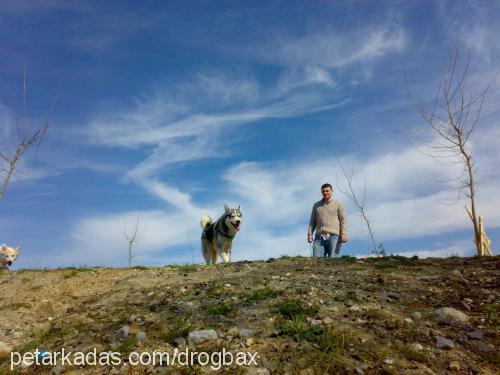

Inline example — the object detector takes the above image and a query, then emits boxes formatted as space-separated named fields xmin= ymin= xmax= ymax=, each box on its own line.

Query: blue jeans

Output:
xmin=313 ymin=234 xmax=342 ymax=258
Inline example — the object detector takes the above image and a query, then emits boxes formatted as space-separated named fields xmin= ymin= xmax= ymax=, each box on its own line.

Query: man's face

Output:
xmin=321 ymin=187 xmax=332 ymax=201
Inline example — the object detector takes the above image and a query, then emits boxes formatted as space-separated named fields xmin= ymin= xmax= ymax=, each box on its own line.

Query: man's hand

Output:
xmin=307 ymin=234 xmax=313 ymax=243
xmin=341 ymin=234 xmax=348 ymax=243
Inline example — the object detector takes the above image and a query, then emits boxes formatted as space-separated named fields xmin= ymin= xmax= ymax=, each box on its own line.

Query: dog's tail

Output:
xmin=200 ymin=214 xmax=212 ymax=230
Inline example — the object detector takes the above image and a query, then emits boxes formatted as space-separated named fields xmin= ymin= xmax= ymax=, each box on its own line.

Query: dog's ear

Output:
xmin=224 ymin=203 xmax=229 ymax=212
xmin=0 ymin=245 xmax=6 ymax=254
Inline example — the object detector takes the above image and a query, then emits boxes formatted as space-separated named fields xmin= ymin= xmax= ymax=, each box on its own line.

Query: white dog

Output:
xmin=0 ymin=244 xmax=19 ymax=270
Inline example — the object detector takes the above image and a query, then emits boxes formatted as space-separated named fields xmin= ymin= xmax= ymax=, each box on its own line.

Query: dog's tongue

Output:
xmin=235 ymin=225 xmax=240 ymax=231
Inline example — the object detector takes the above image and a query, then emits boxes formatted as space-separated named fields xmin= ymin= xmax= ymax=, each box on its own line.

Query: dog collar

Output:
xmin=216 ymin=229 xmax=235 ymax=239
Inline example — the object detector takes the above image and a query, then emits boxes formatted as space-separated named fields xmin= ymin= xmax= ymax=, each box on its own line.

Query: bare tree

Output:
xmin=122 ymin=210 xmax=146 ymax=267
xmin=407 ymin=49 xmax=496 ymax=256
xmin=336 ymin=160 xmax=378 ymax=255
xmin=0 ymin=73 xmax=56 ymax=201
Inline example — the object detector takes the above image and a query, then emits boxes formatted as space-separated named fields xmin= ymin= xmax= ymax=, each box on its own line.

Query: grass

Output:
xmin=159 ymin=318 xmax=192 ymax=343
xmin=274 ymin=298 xmax=319 ymax=321
xmin=338 ymin=255 xmax=357 ymax=262
xmin=207 ymin=302 xmax=233 ymax=316
xmin=169 ymin=264 xmax=199 ymax=273
xmin=115 ymin=336 xmax=137 ymax=356
xmin=244 ymin=287 xmax=276 ymax=302
xmin=372 ymin=255 xmax=419 ymax=269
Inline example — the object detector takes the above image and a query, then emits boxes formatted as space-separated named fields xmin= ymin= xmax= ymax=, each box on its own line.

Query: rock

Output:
xmin=311 ymin=319 xmax=322 ymax=326
xmin=246 ymin=338 xmax=254 ymax=347
xmin=174 ymin=337 xmax=186 ymax=347
xmin=448 ymin=361 xmax=460 ymax=372
xmin=404 ymin=318 xmax=413 ymax=324
xmin=188 ymin=329 xmax=218 ymax=346
xmin=239 ymin=328 xmax=254 ymax=338
xmin=466 ymin=329 xmax=483 ymax=339
xmin=0 ymin=341 xmax=13 ymax=359
xmin=322 ymin=317 xmax=334 ymax=325
xmin=227 ymin=327 xmax=239 ymax=337
xmin=50 ymin=366 xmax=66 ymax=375
xmin=435 ymin=335 xmax=455 ymax=349
xmin=462 ymin=298 xmax=473 ymax=304
xmin=116 ymin=325 xmax=130 ymax=339
xmin=136 ymin=331 xmax=147 ymax=342
xmin=475 ymin=342 xmax=494 ymax=353
xmin=409 ymin=343 xmax=423 ymax=352
xmin=411 ymin=311 xmax=422 ymax=321
xmin=460 ymin=301 xmax=471 ymax=313
xmin=387 ymin=292 xmax=401 ymax=300
xmin=261 ymin=359 xmax=277 ymax=371
xmin=435 ymin=307 xmax=469 ymax=323
xmin=246 ymin=368 xmax=270 ymax=375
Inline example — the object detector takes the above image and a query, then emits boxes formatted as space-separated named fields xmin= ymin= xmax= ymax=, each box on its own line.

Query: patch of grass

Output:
xmin=483 ymin=304 xmax=499 ymax=327
xmin=207 ymin=302 xmax=233 ymax=316
xmin=170 ymin=264 xmax=198 ymax=273
xmin=244 ymin=287 xmax=276 ymax=302
xmin=276 ymin=315 xmax=350 ymax=354
xmin=159 ymin=318 xmax=192 ymax=343
xmin=62 ymin=269 xmax=79 ymax=279
xmin=115 ymin=336 xmax=137 ymax=356
xmin=372 ymin=255 xmax=419 ymax=269
xmin=276 ymin=315 xmax=322 ymax=342
xmin=132 ymin=265 xmax=148 ymax=270
xmin=274 ymin=298 xmax=319 ymax=321
xmin=205 ymin=281 xmax=225 ymax=297
xmin=338 ymin=255 xmax=357 ymax=262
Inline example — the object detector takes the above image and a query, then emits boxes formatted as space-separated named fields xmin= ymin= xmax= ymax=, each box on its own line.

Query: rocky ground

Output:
xmin=0 ymin=255 xmax=498 ymax=374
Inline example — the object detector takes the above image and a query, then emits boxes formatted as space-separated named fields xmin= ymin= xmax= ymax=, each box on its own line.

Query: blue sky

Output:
xmin=1 ymin=0 xmax=499 ymax=268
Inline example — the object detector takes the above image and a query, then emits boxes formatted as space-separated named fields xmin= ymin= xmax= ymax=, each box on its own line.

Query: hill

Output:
xmin=0 ymin=255 xmax=498 ymax=374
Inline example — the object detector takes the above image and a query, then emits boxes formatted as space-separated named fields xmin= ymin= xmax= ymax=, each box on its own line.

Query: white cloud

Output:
xmin=261 ymin=26 xmax=406 ymax=69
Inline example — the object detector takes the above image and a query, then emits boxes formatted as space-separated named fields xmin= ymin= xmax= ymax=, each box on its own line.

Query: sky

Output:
xmin=1 ymin=0 xmax=499 ymax=268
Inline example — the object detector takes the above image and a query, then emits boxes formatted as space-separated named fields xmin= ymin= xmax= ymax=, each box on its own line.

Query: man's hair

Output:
xmin=321 ymin=183 xmax=333 ymax=191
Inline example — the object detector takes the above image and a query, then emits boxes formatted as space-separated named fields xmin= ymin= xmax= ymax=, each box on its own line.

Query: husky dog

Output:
xmin=201 ymin=204 xmax=242 ymax=265
xmin=0 ymin=244 xmax=19 ymax=270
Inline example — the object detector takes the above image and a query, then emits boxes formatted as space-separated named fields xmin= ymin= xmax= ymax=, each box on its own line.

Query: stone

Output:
xmin=466 ymin=329 xmax=483 ymax=339
xmin=116 ymin=325 xmax=130 ymax=339
xmin=187 ymin=329 xmax=218 ymax=346
xmin=246 ymin=368 xmax=270 ymax=375
xmin=311 ymin=319 xmax=322 ymax=326
xmin=246 ymin=338 xmax=254 ymax=347
xmin=239 ymin=328 xmax=254 ymax=338
xmin=409 ymin=343 xmax=423 ymax=352
xmin=174 ymin=337 xmax=186 ymax=347
xmin=475 ymin=342 xmax=494 ymax=353
xmin=411 ymin=311 xmax=422 ymax=321
xmin=0 ymin=341 xmax=13 ymax=359
xmin=50 ymin=366 xmax=66 ymax=375
xmin=322 ymin=317 xmax=334 ymax=325
xmin=448 ymin=361 xmax=460 ymax=372
xmin=261 ymin=359 xmax=277 ymax=371
xmin=435 ymin=335 xmax=455 ymax=349
xmin=387 ymin=292 xmax=401 ymax=300
xmin=460 ymin=301 xmax=471 ymax=313
xmin=435 ymin=307 xmax=469 ymax=323
xmin=136 ymin=331 xmax=147 ymax=342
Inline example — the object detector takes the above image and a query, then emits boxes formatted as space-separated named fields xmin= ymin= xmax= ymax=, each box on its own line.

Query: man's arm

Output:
xmin=338 ymin=202 xmax=348 ymax=243
xmin=307 ymin=205 xmax=316 ymax=243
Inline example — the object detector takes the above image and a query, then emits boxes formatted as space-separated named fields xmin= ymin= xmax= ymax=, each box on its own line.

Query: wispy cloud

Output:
xmin=257 ymin=25 xmax=406 ymax=69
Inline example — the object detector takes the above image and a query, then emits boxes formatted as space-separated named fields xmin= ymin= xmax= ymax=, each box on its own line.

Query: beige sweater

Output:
xmin=308 ymin=198 xmax=348 ymax=236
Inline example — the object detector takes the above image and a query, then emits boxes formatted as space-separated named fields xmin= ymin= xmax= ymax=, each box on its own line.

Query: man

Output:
xmin=307 ymin=183 xmax=348 ymax=257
